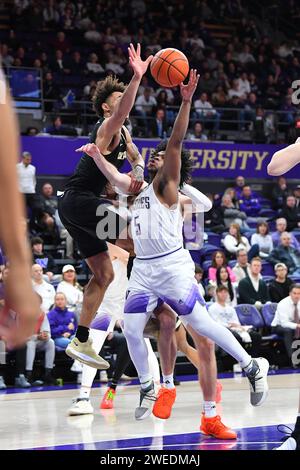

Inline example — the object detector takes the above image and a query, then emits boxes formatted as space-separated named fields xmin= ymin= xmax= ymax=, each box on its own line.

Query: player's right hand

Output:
xmin=128 ymin=43 xmax=153 ymax=79
xmin=76 ymin=143 xmax=101 ymax=159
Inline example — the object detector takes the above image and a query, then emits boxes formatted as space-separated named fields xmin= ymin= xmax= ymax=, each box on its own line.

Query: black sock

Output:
xmin=76 ymin=326 xmax=90 ymax=343
xmin=109 ymin=380 xmax=118 ymax=391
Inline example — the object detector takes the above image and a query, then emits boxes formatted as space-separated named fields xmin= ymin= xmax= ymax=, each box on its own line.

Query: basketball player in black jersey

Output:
xmin=58 ymin=44 xmax=153 ymax=368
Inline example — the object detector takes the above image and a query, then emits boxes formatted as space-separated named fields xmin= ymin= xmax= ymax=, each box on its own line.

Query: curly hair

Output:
xmin=151 ymin=139 xmax=193 ymax=188
xmin=92 ymin=76 xmax=126 ymax=116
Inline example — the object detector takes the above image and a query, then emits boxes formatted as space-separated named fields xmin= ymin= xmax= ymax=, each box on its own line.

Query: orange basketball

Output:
xmin=150 ymin=48 xmax=189 ymax=87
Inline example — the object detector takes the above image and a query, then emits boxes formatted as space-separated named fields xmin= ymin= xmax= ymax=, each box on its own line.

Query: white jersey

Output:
xmin=131 ymin=183 xmax=183 ymax=259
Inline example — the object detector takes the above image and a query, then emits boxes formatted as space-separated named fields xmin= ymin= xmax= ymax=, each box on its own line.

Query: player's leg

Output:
xmin=123 ymin=292 xmax=158 ymax=420
xmin=66 ymin=251 xmax=113 ymax=369
xmin=175 ymin=323 xmax=200 ymax=369
xmin=181 ymin=299 xmax=269 ymax=407
xmin=68 ymin=317 xmax=113 ymax=415
xmin=268 ymin=138 xmax=300 ymax=176
xmin=152 ymin=305 xmax=177 ymax=419
xmin=275 ymin=392 xmax=300 ymax=450
xmin=145 ymin=338 xmax=161 ymax=388
xmin=188 ymin=328 xmax=236 ymax=439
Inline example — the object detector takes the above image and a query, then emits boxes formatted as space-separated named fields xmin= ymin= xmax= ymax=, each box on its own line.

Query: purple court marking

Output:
xmin=25 ymin=424 xmax=289 ymax=451
xmin=1 ymin=367 xmax=299 ymax=394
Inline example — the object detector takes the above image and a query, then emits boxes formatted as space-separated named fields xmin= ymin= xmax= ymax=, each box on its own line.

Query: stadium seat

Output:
xmin=235 ymin=304 xmax=264 ymax=329
xmin=206 ymin=233 xmax=221 ymax=247
xmin=261 ymin=261 xmax=274 ymax=276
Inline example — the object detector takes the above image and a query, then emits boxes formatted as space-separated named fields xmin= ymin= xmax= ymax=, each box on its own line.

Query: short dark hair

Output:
xmin=195 ymin=264 xmax=203 ymax=274
xmin=216 ymin=285 xmax=229 ymax=294
xmin=31 ymin=237 xmax=43 ymax=246
xmin=152 ymin=139 xmax=192 ymax=188
xmin=290 ymin=283 xmax=300 ymax=292
xmin=92 ymin=76 xmax=126 ymax=116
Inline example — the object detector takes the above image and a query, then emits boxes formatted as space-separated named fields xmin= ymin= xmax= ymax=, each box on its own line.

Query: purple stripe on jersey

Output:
xmin=124 ymin=293 xmax=150 ymax=313
xmin=90 ymin=314 xmax=112 ymax=331
xmin=136 ymin=246 xmax=182 ymax=260
xmin=162 ymin=284 xmax=205 ymax=316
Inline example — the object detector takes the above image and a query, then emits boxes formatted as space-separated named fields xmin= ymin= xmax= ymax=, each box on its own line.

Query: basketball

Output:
xmin=150 ymin=48 xmax=189 ymax=87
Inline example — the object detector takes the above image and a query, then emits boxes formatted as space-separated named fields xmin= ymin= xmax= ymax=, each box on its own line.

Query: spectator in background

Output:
xmin=209 ymin=286 xmax=262 ymax=358
xmin=238 ymin=257 xmax=270 ymax=309
xmin=223 ymin=223 xmax=259 ymax=259
xmin=204 ymin=198 xmax=226 ymax=234
xmin=45 ymin=116 xmax=77 ymax=137
xmin=56 ymin=265 xmax=83 ymax=321
xmin=272 ymin=177 xmax=289 ymax=210
xmin=279 ymin=195 xmax=300 ymax=231
xmin=42 ymin=71 xmax=61 ymax=112
xmin=220 ymin=194 xmax=248 ymax=228
xmin=48 ymin=292 xmax=77 ymax=350
xmin=26 ymin=294 xmax=56 ymax=385
xmin=272 ymin=218 xmax=300 ymax=250
xmin=293 ymin=185 xmax=300 ymax=208
xmin=269 ymin=263 xmax=293 ymax=303
xmin=269 ymin=232 xmax=300 ymax=275
xmin=194 ymin=264 xmax=205 ymax=298
xmin=194 ymin=92 xmax=220 ymax=131
xmin=31 ymin=237 xmax=57 ymax=282
xmin=51 ymin=49 xmax=70 ymax=75
xmin=251 ymin=221 xmax=273 ymax=259
xmin=208 ymin=250 xmax=236 ymax=282
xmin=209 ymin=266 xmax=238 ymax=306
xmin=234 ymin=175 xmax=246 ymax=199
xmin=32 ymin=264 xmax=55 ymax=313
xmin=187 ymin=121 xmax=208 ymax=141
xmin=16 ymin=151 xmax=40 ymax=227
xmin=271 ymin=284 xmax=300 ymax=365
xmin=135 ymin=87 xmax=157 ymax=135
xmin=41 ymin=183 xmax=58 ymax=217
xmin=232 ymin=249 xmax=251 ymax=282
xmin=150 ymin=108 xmax=167 ymax=138
xmin=239 ymin=186 xmax=261 ymax=218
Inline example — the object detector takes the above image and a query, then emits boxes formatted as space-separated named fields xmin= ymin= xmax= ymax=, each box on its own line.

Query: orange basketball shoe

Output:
xmin=200 ymin=414 xmax=237 ymax=439
xmin=215 ymin=380 xmax=223 ymax=403
xmin=100 ymin=388 xmax=116 ymax=409
xmin=152 ymin=387 xmax=176 ymax=419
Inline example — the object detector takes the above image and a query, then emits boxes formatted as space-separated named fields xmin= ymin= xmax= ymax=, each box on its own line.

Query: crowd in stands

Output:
xmin=1 ymin=0 xmax=300 ymax=140
xmin=2 ymin=148 xmax=300 ymax=388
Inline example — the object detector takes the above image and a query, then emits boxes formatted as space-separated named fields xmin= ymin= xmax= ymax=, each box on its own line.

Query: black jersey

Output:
xmin=65 ymin=118 xmax=127 ymax=196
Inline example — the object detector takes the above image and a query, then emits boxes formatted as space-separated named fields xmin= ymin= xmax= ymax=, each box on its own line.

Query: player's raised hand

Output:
xmin=128 ymin=43 xmax=153 ymax=80
xmin=180 ymin=69 xmax=200 ymax=102
xmin=76 ymin=143 xmax=101 ymax=159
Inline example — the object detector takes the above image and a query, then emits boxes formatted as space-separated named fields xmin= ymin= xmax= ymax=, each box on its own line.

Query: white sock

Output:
xmin=140 ymin=374 xmax=153 ymax=390
xmin=79 ymin=387 xmax=90 ymax=399
xmin=162 ymin=374 xmax=175 ymax=389
xmin=80 ymin=328 xmax=109 ymax=394
xmin=145 ymin=338 xmax=160 ymax=385
xmin=203 ymin=401 xmax=217 ymax=418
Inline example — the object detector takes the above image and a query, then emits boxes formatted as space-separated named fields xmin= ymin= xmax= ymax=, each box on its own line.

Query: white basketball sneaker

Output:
xmin=135 ymin=382 xmax=156 ymax=420
xmin=243 ymin=357 xmax=269 ymax=406
xmin=67 ymin=398 xmax=94 ymax=416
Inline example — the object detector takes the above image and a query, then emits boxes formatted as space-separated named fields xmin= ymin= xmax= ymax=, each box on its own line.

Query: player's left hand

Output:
xmin=180 ymin=69 xmax=200 ymax=102
xmin=76 ymin=143 xmax=101 ymax=159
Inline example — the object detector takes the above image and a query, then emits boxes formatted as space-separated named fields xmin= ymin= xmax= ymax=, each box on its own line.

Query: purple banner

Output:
xmin=20 ymin=136 xmax=299 ymax=178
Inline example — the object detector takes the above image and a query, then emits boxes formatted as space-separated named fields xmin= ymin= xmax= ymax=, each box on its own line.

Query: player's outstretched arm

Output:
xmin=267 ymin=138 xmax=300 ymax=176
xmin=76 ymin=144 xmax=144 ymax=194
xmin=96 ymin=44 xmax=153 ymax=153
xmin=157 ymin=70 xmax=199 ymax=205
xmin=0 ymin=74 xmax=40 ymax=347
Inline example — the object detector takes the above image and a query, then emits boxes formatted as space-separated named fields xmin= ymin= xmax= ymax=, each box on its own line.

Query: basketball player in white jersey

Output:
xmin=268 ymin=138 xmax=300 ymax=176
xmin=77 ymin=69 xmax=269 ymax=429
xmin=67 ymin=242 xmax=160 ymax=415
